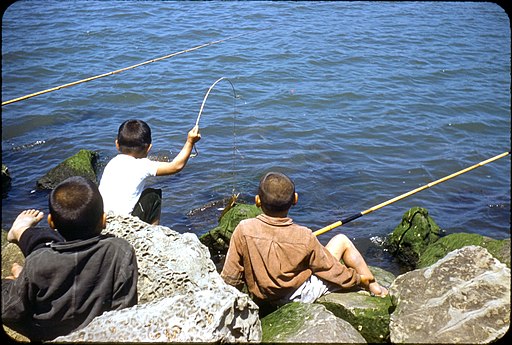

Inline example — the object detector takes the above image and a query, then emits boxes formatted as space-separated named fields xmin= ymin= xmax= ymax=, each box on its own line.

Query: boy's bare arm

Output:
xmin=156 ymin=126 xmax=201 ymax=176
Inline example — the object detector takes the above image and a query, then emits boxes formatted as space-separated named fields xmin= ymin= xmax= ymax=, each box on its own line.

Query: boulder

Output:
xmin=317 ymin=266 xmax=396 ymax=343
xmin=389 ymin=245 xmax=510 ymax=344
xmin=53 ymin=287 xmax=259 ymax=343
xmin=36 ymin=149 xmax=99 ymax=190
xmin=386 ymin=207 xmax=441 ymax=268
xmin=53 ymin=214 xmax=261 ymax=342
xmin=260 ymin=302 xmax=366 ymax=343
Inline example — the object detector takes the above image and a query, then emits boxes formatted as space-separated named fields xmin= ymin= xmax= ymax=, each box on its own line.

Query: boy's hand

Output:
xmin=359 ymin=274 xmax=374 ymax=289
xmin=187 ymin=125 xmax=201 ymax=144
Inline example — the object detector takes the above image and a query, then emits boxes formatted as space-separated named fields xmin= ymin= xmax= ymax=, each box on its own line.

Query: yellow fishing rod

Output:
xmin=2 ymin=33 xmax=250 ymax=106
xmin=313 ymin=151 xmax=511 ymax=237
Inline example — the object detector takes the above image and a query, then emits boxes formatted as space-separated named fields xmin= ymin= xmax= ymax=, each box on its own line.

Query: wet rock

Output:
xmin=386 ymin=207 xmax=441 ymax=268
xmin=53 ymin=214 xmax=261 ymax=342
xmin=389 ymin=245 xmax=510 ymax=344
xmin=36 ymin=149 xmax=99 ymax=190
xmin=418 ymin=232 xmax=511 ymax=268
xmin=317 ymin=267 xmax=396 ymax=343
xmin=199 ymin=203 xmax=262 ymax=255
xmin=261 ymin=302 xmax=366 ymax=343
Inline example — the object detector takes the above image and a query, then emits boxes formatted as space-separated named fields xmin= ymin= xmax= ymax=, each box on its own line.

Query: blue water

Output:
xmin=2 ymin=1 xmax=510 ymax=273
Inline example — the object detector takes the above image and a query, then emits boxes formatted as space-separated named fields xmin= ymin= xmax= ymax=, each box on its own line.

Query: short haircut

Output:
xmin=117 ymin=119 xmax=152 ymax=156
xmin=258 ymin=172 xmax=295 ymax=214
xmin=49 ymin=176 xmax=104 ymax=240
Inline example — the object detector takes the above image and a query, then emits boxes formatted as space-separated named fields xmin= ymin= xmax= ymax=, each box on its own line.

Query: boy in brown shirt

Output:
xmin=221 ymin=171 xmax=387 ymax=309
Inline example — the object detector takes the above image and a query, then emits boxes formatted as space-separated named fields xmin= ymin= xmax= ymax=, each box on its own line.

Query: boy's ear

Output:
xmin=101 ymin=212 xmax=107 ymax=229
xmin=293 ymin=192 xmax=299 ymax=205
xmin=146 ymin=143 xmax=153 ymax=154
xmin=255 ymin=195 xmax=261 ymax=207
xmin=115 ymin=139 xmax=120 ymax=151
xmin=47 ymin=214 xmax=56 ymax=229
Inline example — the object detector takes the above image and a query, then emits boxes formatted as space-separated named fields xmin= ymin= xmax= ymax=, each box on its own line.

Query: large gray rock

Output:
xmin=54 ymin=215 xmax=261 ymax=342
xmin=102 ymin=214 xmax=227 ymax=303
xmin=261 ymin=302 xmax=366 ymax=343
xmin=53 ymin=287 xmax=258 ymax=342
xmin=389 ymin=245 xmax=510 ymax=344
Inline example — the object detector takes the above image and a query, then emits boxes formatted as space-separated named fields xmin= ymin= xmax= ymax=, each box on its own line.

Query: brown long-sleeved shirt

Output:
xmin=221 ymin=214 xmax=360 ymax=302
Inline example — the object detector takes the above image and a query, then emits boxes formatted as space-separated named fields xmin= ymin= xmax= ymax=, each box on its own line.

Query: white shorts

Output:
xmin=286 ymin=275 xmax=339 ymax=303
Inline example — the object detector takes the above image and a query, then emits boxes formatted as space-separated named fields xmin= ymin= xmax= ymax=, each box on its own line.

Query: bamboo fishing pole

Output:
xmin=191 ymin=77 xmax=237 ymax=157
xmin=2 ymin=33 xmax=248 ymax=106
xmin=313 ymin=151 xmax=511 ymax=237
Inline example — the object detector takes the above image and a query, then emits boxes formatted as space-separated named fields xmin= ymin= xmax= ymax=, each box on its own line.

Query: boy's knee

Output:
xmin=332 ymin=234 xmax=352 ymax=247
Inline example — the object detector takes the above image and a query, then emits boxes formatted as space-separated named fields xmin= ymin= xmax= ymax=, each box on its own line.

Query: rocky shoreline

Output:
xmin=1 ymin=151 xmax=510 ymax=342
xmin=2 ymin=206 xmax=510 ymax=343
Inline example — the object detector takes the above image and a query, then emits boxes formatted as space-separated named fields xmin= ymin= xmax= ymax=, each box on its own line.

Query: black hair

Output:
xmin=117 ymin=119 xmax=152 ymax=157
xmin=49 ymin=176 xmax=104 ymax=240
xmin=258 ymin=172 xmax=295 ymax=214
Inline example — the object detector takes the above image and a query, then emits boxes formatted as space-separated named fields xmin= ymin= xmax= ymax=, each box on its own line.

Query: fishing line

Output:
xmin=313 ymin=151 xmax=511 ymax=237
xmin=191 ymin=77 xmax=240 ymax=197
xmin=2 ymin=33 xmax=250 ymax=106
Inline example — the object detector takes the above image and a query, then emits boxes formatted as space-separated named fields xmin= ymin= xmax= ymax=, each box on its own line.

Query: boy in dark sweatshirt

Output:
xmin=2 ymin=176 xmax=138 ymax=341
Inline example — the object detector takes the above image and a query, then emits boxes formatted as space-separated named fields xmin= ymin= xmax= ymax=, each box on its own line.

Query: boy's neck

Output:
xmin=263 ymin=210 xmax=290 ymax=218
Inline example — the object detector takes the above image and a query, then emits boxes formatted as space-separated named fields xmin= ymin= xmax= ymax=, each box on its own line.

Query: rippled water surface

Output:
xmin=2 ymin=1 xmax=510 ymax=273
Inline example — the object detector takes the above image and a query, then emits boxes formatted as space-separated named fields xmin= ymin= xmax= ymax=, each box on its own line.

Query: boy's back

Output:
xmin=2 ymin=176 xmax=138 ymax=341
xmin=2 ymin=233 xmax=138 ymax=341
xmin=222 ymin=214 xmax=359 ymax=303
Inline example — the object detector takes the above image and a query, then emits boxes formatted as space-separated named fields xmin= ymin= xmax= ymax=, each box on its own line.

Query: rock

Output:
xmin=199 ymin=203 xmax=262 ymax=255
xmin=389 ymin=245 xmax=510 ymax=344
xmin=418 ymin=232 xmax=511 ymax=268
xmin=317 ymin=292 xmax=392 ymax=343
xmin=36 ymin=149 xmax=99 ymax=190
xmin=54 ymin=287 xmax=260 ymax=343
xmin=317 ymin=267 xmax=396 ymax=343
xmin=2 ymin=164 xmax=11 ymax=198
xmin=386 ymin=207 xmax=441 ymax=268
xmin=1 ymin=231 xmax=30 ymax=342
xmin=53 ymin=214 xmax=261 ymax=342
xmin=260 ymin=302 xmax=366 ymax=343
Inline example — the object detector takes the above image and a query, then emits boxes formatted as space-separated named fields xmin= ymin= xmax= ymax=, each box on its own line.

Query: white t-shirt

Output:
xmin=99 ymin=154 xmax=161 ymax=215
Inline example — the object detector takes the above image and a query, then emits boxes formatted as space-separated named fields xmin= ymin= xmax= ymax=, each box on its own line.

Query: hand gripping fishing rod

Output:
xmin=313 ymin=151 xmax=511 ymax=237
xmin=191 ymin=77 xmax=237 ymax=157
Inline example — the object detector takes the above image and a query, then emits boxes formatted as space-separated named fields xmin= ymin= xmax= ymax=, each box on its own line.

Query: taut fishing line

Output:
xmin=192 ymin=77 xmax=240 ymax=206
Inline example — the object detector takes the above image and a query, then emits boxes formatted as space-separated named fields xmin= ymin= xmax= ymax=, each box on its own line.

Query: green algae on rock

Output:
xmin=36 ymin=149 xmax=99 ymax=190
xmin=386 ymin=207 xmax=441 ymax=268
xmin=418 ymin=233 xmax=511 ymax=268
xmin=199 ymin=203 xmax=262 ymax=254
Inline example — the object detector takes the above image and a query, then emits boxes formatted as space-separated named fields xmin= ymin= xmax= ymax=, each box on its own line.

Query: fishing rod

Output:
xmin=191 ymin=77 xmax=237 ymax=157
xmin=313 ymin=151 xmax=511 ymax=237
xmin=2 ymin=33 xmax=248 ymax=106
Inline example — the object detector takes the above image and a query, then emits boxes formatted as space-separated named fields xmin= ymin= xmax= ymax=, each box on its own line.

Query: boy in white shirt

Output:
xmin=99 ymin=119 xmax=201 ymax=224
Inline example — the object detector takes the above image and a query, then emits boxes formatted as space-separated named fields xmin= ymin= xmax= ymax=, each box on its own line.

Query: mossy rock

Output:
xmin=36 ymin=149 xmax=99 ymax=190
xmin=386 ymin=207 xmax=441 ymax=269
xmin=260 ymin=302 xmax=366 ymax=343
xmin=418 ymin=233 xmax=511 ymax=268
xmin=199 ymin=203 xmax=262 ymax=254
xmin=318 ymin=291 xmax=393 ymax=343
